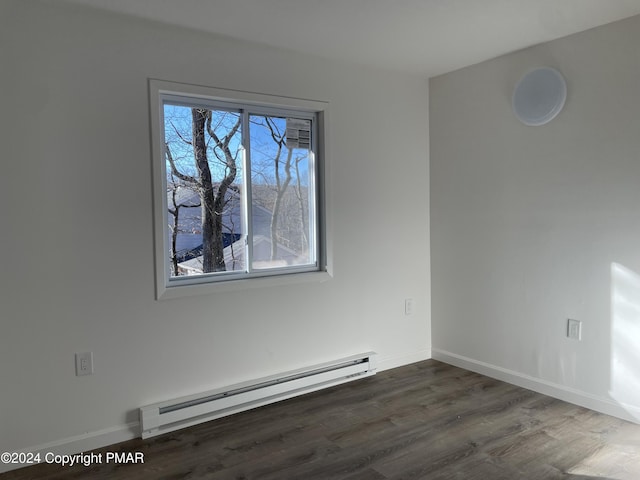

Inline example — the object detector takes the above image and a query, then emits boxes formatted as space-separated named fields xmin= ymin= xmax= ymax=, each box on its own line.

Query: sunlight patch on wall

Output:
xmin=610 ymin=263 xmax=640 ymax=420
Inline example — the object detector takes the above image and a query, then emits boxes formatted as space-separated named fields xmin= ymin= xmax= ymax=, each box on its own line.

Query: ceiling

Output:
xmin=58 ymin=0 xmax=640 ymax=77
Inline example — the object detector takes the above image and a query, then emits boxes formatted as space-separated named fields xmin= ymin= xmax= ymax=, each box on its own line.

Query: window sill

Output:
xmin=156 ymin=269 xmax=333 ymax=300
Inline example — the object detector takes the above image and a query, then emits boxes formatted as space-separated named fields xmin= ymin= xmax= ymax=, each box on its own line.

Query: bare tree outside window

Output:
xmin=160 ymin=95 xmax=317 ymax=282
xmin=164 ymin=105 xmax=242 ymax=276
xmin=249 ymin=115 xmax=311 ymax=268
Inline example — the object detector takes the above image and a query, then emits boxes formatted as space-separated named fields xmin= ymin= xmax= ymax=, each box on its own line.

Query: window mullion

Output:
xmin=242 ymin=110 xmax=254 ymax=274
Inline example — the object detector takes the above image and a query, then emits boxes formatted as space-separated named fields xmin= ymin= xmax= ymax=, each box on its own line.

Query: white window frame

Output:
xmin=149 ymin=79 xmax=332 ymax=300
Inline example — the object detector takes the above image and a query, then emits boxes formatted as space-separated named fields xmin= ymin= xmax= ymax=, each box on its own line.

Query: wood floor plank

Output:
xmin=2 ymin=360 xmax=639 ymax=480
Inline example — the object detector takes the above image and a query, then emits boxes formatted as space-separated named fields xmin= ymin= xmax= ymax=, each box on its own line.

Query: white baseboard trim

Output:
xmin=0 ymin=351 xmax=432 ymax=474
xmin=0 ymin=422 xmax=139 ymax=474
xmin=432 ymin=348 xmax=640 ymax=425
xmin=378 ymin=349 xmax=431 ymax=372
xmin=23 ymin=348 xmax=637 ymax=474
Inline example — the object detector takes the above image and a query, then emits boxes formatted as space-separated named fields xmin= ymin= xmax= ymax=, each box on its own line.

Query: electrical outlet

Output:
xmin=567 ymin=319 xmax=582 ymax=340
xmin=405 ymin=298 xmax=414 ymax=316
xmin=75 ymin=352 xmax=94 ymax=376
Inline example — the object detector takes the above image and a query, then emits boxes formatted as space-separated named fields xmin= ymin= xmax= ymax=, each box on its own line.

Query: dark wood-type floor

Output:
xmin=4 ymin=360 xmax=640 ymax=479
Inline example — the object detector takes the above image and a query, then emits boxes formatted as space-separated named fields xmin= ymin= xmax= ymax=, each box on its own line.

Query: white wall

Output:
xmin=431 ymin=15 xmax=640 ymax=422
xmin=0 ymin=0 xmax=430 ymax=458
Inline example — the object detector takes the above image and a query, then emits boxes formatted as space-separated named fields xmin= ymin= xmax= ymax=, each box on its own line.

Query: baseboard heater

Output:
xmin=140 ymin=352 xmax=377 ymax=439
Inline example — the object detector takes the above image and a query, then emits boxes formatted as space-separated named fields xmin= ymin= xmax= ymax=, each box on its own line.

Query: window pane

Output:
xmin=164 ymin=104 xmax=245 ymax=277
xmin=249 ymin=114 xmax=314 ymax=270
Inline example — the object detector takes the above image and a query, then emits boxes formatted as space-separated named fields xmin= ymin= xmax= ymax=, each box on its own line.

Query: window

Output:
xmin=150 ymin=80 xmax=329 ymax=299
